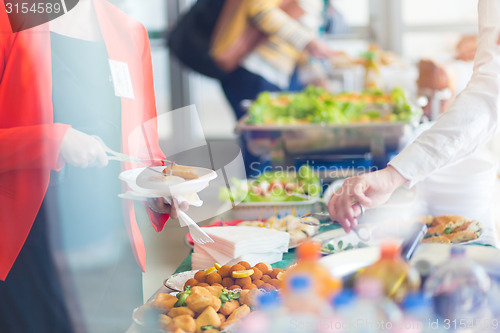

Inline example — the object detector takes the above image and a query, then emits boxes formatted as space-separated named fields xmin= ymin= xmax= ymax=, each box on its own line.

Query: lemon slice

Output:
xmin=214 ymin=263 xmax=222 ymax=270
xmin=276 ymin=271 xmax=286 ymax=281
xmin=205 ymin=267 xmax=217 ymax=275
xmin=232 ymin=269 xmax=255 ymax=279
xmin=261 ymin=262 xmax=272 ymax=272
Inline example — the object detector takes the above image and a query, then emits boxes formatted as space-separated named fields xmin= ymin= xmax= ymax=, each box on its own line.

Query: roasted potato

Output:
xmin=220 ymin=305 xmax=250 ymax=330
xmin=158 ymin=314 xmax=174 ymax=332
xmin=195 ymin=306 xmax=221 ymax=333
xmin=219 ymin=299 xmax=239 ymax=317
xmin=191 ymin=286 xmax=212 ymax=297
xmin=205 ymin=285 xmax=224 ymax=297
xmin=172 ymin=328 xmax=186 ymax=333
xmin=172 ymin=315 xmax=196 ymax=333
xmin=239 ymin=288 xmax=262 ymax=307
xmin=168 ymin=307 xmax=195 ymax=318
xmin=153 ymin=293 xmax=178 ymax=313
xmin=186 ymin=293 xmax=221 ymax=314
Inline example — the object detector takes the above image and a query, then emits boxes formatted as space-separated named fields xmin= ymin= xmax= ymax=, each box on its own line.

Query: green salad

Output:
xmin=247 ymin=86 xmax=421 ymax=125
xmin=219 ymin=166 xmax=321 ymax=203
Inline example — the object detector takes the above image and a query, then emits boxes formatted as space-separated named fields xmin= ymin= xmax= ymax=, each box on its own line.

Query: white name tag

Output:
xmin=108 ymin=59 xmax=135 ymax=100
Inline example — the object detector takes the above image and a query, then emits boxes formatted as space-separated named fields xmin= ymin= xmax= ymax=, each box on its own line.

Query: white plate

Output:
xmin=312 ymin=227 xmax=378 ymax=255
xmin=118 ymin=191 xmax=204 ymax=206
xmin=320 ymin=243 xmax=500 ymax=279
xmin=228 ymin=199 xmax=322 ymax=221
xmin=163 ymin=270 xmax=197 ymax=292
xmin=119 ymin=166 xmax=217 ymax=197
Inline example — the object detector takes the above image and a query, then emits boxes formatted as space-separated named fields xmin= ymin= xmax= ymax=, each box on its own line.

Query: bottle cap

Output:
xmin=288 ymin=275 xmax=312 ymax=292
xmin=296 ymin=241 xmax=321 ymax=261
xmin=257 ymin=291 xmax=281 ymax=309
xmin=380 ymin=242 xmax=401 ymax=260
xmin=402 ymin=293 xmax=431 ymax=310
xmin=450 ymin=246 xmax=466 ymax=257
xmin=414 ymin=259 xmax=433 ymax=278
xmin=332 ymin=290 xmax=355 ymax=308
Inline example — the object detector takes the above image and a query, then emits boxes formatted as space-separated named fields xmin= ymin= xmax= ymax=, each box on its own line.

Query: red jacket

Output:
xmin=0 ymin=0 xmax=169 ymax=280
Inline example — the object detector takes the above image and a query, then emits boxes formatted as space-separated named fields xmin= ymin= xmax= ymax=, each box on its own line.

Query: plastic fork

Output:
xmin=178 ymin=211 xmax=214 ymax=244
xmin=164 ymin=196 xmax=214 ymax=245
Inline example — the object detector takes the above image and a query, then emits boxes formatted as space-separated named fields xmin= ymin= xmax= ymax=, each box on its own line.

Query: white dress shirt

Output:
xmin=389 ymin=0 xmax=500 ymax=188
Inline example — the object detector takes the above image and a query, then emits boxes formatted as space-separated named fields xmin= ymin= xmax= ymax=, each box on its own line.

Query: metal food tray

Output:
xmin=236 ymin=115 xmax=415 ymax=167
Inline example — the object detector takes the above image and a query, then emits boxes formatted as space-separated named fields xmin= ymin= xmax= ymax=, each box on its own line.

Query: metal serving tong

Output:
xmin=301 ymin=211 xmax=371 ymax=242
xmin=92 ymin=135 xmax=169 ymax=176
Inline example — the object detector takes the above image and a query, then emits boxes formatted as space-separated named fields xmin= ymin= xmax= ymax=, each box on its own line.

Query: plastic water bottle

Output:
xmin=284 ymin=241 xmax=342 ymax=300
xmin=237 ymin=291 xmax=284 ymax=333
xmin=356 ymin=242 xmax=421 ymax=303
xmin=349 ymin=277 xmax=388 ymax=333
xmin=393 ymin=293 xmax=435 ymax=333
xmin=282 ymin=274 xmax=322 ymax=333
xmin=423 ymin=246 xmax=491 ymax=325
xmin=327 ymin=290 xmax=357 ymax=333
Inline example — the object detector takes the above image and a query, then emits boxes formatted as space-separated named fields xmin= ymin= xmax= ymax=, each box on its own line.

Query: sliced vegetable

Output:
xmin=220 ymin=166 xmax=321 ymax=203
xmin=321 ymin=241 xmax=369 ymax=254
xmin=174 ymin=286 xmax=192 ymax=307
xmin=219 ymin=289 xmax=241 ymax=307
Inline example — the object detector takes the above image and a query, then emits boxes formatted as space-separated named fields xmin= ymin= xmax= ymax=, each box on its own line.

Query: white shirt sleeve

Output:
xmin=389 ymin=0 xmax=500 ymax=188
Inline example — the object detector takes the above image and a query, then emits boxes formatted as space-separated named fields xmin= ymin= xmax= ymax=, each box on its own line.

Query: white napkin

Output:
xmin=197 ymin=226 xmax=290 ymax=258
xmin=190 ymin=226 xmax=289 ymax=270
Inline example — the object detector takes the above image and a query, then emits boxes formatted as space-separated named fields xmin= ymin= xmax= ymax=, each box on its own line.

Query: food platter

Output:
xmin=313 ymin=215 xmax=486 ymax=256
xmin=320 ymin=243 xmax=500 ymax=279
xmin=163 ymin=270 xmax=197 ymax=292
xmin=312 ymin=226 xmax=377 ymax=255
xmin=237 ymin=115 xmax=413 ymax=156
xmin=227 ymin=198 xmax=323 ymax=221
xmin=119 ymin=166 xmax=217 ymax=198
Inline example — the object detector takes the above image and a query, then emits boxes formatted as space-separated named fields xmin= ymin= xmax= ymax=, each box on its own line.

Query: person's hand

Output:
xmin=305 ymin=39 xmax=336 ymax=58
xmin=327 ymin=166 xmax=408 ymax=233
xmin=60 ymin=128 xmax=108 ymax=168
xmin=147 ymin=197 xmax=189 ymax=219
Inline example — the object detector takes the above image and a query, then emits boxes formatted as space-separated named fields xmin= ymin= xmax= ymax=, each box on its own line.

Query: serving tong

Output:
xmin=301 ymin=211 xmax=371 ymax=242
xmin=93 ymin=135 xmax=214 ymax=244
xmin=92 ymin=135 xmax=170 ymax=176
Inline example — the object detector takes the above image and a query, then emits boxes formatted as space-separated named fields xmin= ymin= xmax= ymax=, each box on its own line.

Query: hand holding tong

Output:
xmin=92 ymin=135 xmax=169 ymax=175
xmin=301 ymin=211 xmax=371 ymax=242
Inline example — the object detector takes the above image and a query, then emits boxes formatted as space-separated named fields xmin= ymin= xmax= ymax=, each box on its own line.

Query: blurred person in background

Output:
xmin=328 ymin=0 xmax=500 ymax=235
xmin=209 ymin=0 xmax=338 ymax=176
xmin=0 ymin=0 xmax=180 ymax=332
xmin=167 ymin=0 xmax=341 ymax=176
xmin=211 ymin=0 xmax=337 ymax=120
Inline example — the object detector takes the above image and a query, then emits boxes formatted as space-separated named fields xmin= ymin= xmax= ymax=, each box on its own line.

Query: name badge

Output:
xmin=109 ymin=59 xmax=135 ymax=100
